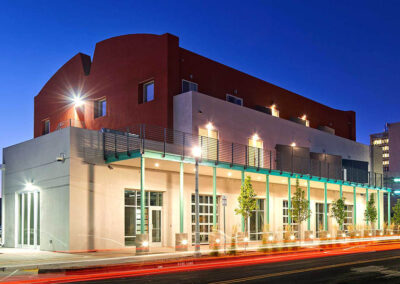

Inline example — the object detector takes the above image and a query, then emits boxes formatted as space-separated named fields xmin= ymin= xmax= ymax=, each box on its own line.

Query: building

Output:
xmin=371 ymin=122 xmax=400 ymax=218
xmin=1 ymin=33 xmax=390 ymax=251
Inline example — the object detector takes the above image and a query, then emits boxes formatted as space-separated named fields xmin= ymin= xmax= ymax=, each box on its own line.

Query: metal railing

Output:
xmin=56 ymin=119 xmax=86 ymax=130
xmin=102 ymin=124 xmax=385 ymax=188
xmin=103 ymin=124 xmax=275 ymax=170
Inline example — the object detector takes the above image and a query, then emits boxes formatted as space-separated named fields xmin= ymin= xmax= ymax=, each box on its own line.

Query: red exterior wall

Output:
xmin=34 ymin=33 xmax=356 ymax=141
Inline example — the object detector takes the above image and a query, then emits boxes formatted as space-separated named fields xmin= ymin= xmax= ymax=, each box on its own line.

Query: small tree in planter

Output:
xmin=364 ymin=193 xmax=377 ymax=234
xmin=289 ymin=178 xmax=311 ymax=240
xmin=235 ymin=176 xmax=257 ymax=239
xmin=392 ymin=200 xmax=400 ymax=232
xmin=331 ymin=197 xmax=347 ymax=235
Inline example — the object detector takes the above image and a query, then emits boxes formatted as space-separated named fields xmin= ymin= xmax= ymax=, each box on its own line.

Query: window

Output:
xmin=249 ymin=199 xmax=265 ymax=240
xmin=94 ymin=98 xmax=106 ymax=118
xmin=198 ymin=126 xmax=218 ymax=161
xmin=315 ymin=203 xmax=330 ymax=237
xmin=124 ymin=190 xmax=163 ymax=246
xmin=283 ymin=200 xmax=298 ymax=238
xmin=270 ymin=105 xmax=279 ymax=117
xmin=248 ymin=136 xmax=263 ymax=167
xmin=182 ymin=80 xmax=198 ymax=93
xmin=343 ymin=205 xmax=353 ymax=232
xmin=191 ymin=194 xmax=219 ymax=244
xmin=143 ymin=81 xmax=154 ymax=103
xmin=383 ymin=153 xmax=389 ymax=158
xmin=226 ymin=94 xmax=243 ymax=106
xmin=42 ymin=119 xmax=50 ymax=135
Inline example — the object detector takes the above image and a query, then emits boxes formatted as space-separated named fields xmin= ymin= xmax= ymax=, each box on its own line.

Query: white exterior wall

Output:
xmin=174 ymin=91 xmax=369 ymax=162
xmin=2 ymin=127 xmax=384 ymax=251
xmin=2 ymin=128 xmax=70 ymax=251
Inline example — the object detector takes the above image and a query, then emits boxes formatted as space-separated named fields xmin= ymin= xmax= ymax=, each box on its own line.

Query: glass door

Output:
xmin=18 ymin=192 xmax=40 ymax=248
xmin=150 ymin=207 xmax=162 ymax=244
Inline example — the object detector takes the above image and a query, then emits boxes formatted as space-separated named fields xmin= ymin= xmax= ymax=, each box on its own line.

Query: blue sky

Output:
xmin=0 ymin=0 xmax=399 ymax=164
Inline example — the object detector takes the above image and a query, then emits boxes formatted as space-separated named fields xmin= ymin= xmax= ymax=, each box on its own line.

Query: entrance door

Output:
xmin=18 ymin=192 xmax=40 ymax=248
xmin=150 ymin=207 xmax=162 ymax=245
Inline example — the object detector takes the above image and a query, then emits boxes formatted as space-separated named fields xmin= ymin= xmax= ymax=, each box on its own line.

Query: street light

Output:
xmin=192 ymin=146 xmax=201 ymax=257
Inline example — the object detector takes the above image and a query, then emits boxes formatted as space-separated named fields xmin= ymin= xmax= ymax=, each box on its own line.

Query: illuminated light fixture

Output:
xmin=227 ymin=172 xmax=232 ymax=177
xmin=25 ymin=182 xmax=35 ymax=191
xmin=72 ymin=95 xmax=84 ymax=108
xmin=257 ymin=176 xmax=261 ymax=180
xmin=192 ymin=146 xmax=201 ymax=158
xmin=155 ymin=163 xmax=160 ymax=167
xmin=327 ymin=233 xmax=331 ymax=238
xmin=391 ymin=232 xmax=394 ymax=235
xmin=309 ymin=234 xmax=314 ymax=239
xmin=368 ymin=233 xmax=372 ymax=236
xmin=181 ymin=239 xmax=188 ymax=245
xmin=290 ymin=235 xmax=295 ymax=241
xmin=394 ymin=178 xmax=400 ymax=183
xmin=206 ymin=122 xmax=214 ymax=131
xmin=380 ymin=232 xmax=383 ymax=236
xmin=244 ymin=237 xmax=249 ymax=242
xmin=270 ymin=104 xmax=279 ymax=117
xmin=216 ymin=238 xmax=221 ymax=244
xmin=356 ymin=233 xmax=360 ymax=237
xmin=252 ymin=133 xmax=260 ymax=141
xmin=301 ymin=114 xmax=307 ymax=121
xmin=268 ymin=235 xmax=274 ymax=241
xmin=142 ymin=241 xmax=149 ymax=247
xmin=291 ymin=142 xmax=296 ymax=147
xmin=342 ymin=233 xmax=346 ymax=238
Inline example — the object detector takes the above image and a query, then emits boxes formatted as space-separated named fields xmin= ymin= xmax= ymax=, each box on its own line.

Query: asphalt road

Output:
xmin=78 ymin=249 xmax=400 ymax=283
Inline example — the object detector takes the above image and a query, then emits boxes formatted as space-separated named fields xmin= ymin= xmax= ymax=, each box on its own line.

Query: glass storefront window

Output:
xmin=191 ymin=194 xmax=219 ymax=244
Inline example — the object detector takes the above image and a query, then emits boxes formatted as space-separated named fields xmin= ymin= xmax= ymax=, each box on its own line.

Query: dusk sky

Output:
xmin=1 ymin=0 xmax=399 ymax=164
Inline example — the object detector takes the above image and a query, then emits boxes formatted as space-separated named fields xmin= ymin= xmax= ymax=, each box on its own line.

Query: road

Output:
xmin=80 ymin=249 xmax=400 ymax=283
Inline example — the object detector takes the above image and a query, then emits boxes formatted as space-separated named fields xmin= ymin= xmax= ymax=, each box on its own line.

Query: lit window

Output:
xmin=270 ymin=105 xmax=279 ymax=117
xmin=182 ymin=80 xmax=198 ymax=93
xmin=373 ymin=139 xmax=382 ymax=145
xmin=94 ymin=98 xmax=106 ymax=118
xmin=226 ymin=94 xmax=243 ymax=106
xmin=143 ymin=81 xmax=154 ymax=103
xmin=383 ymin=153 xmax=389 ymax=158
xmin=199 ymin=126 xmax=218 ymax=160
xmin=43 ymin=119 xmax=50 ymax=135
xmin=300 ymin=115 xmax=310 ymax=127
xmin=382 ymin=146 xmax=389 ymax=151
xmin=248 ymin=134 xmax=263 ymax=167
xmin=383 ymin=161 xmax=389 ymax=165
xmin=191 ymin=195 xmax=219 ymax=244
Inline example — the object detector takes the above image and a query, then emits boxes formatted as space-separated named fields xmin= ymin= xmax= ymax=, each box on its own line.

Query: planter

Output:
xmin=349 ymin=230 xmax=361 ymax=238
xmin=363 ymin=229 xmax=374 ymax=237
xmin=304 ymin=230 xmax=315 ymax=241
xmin=175 ymin=233 xmax=189 ymax=251
xmin=135 ymin=233 xmax=149 ymax=254
xmin=318 ymin=231 xmax=331 ymax=239
xmin=375 ymin=230 xmax=383 ymax=237
xmin=336 ymin=230 xmax=347 ymax=239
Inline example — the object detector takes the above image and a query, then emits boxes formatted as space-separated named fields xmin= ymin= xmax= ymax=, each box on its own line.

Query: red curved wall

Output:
xmin=34 ymin=33 xmax=356 ymax=141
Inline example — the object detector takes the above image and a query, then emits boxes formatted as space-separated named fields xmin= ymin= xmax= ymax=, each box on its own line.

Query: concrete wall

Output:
xmin=2 ymin=128 xmax=71 ymax=251
xmin=174 ymin=92 xmax=369 ymax=162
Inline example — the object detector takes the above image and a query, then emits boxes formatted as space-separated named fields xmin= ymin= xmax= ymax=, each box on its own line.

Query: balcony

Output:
xmin=102 ymin=124 xmax=385 ymax=189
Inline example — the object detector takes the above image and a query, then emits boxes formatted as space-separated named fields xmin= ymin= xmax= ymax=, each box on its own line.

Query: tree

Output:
xmin=392 ymin=200 xmax=400 ymax=226
xmin=235 ymin=175 xmax=257 ymax=237
xmin=364 ymin=193 xmax=377 ymax=226
xmin=331 ymin=197 xmax=347 ymax=230
xmin=289 ymin=178 xmax=311 ymax=239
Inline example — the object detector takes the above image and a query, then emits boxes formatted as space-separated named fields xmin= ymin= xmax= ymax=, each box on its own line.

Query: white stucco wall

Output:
xmin=2 ymin=128 xmax=70 ymax=251
xmin=173 ymin=91 xmax=370 ymax=162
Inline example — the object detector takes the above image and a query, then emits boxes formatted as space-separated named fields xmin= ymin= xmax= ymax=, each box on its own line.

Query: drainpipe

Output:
xmin=0 ymin=164 xmax=5 ymax=246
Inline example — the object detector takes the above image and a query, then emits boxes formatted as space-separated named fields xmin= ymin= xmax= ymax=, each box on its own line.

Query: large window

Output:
xmin=124 ymin=190 xmax=163 ymax=246
xmin=182 ymin=80 xmax=198 ymax=93
xmin=249 ymin=199 xmax=265 ymax=240
xmin=94 ymin=98 xmax=106 ymax=118
xmin=191 ymin=194 xmax=219 ymax=244
xmin=343 ymin=205 xmax=353 ymax=232
xmin=315 ymin=203 xmax=330 ymax=237
xmin=283 ymin=200 xmax=298 ymax=238
xmin=143 ymin=81 xmax=154 ymax=103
